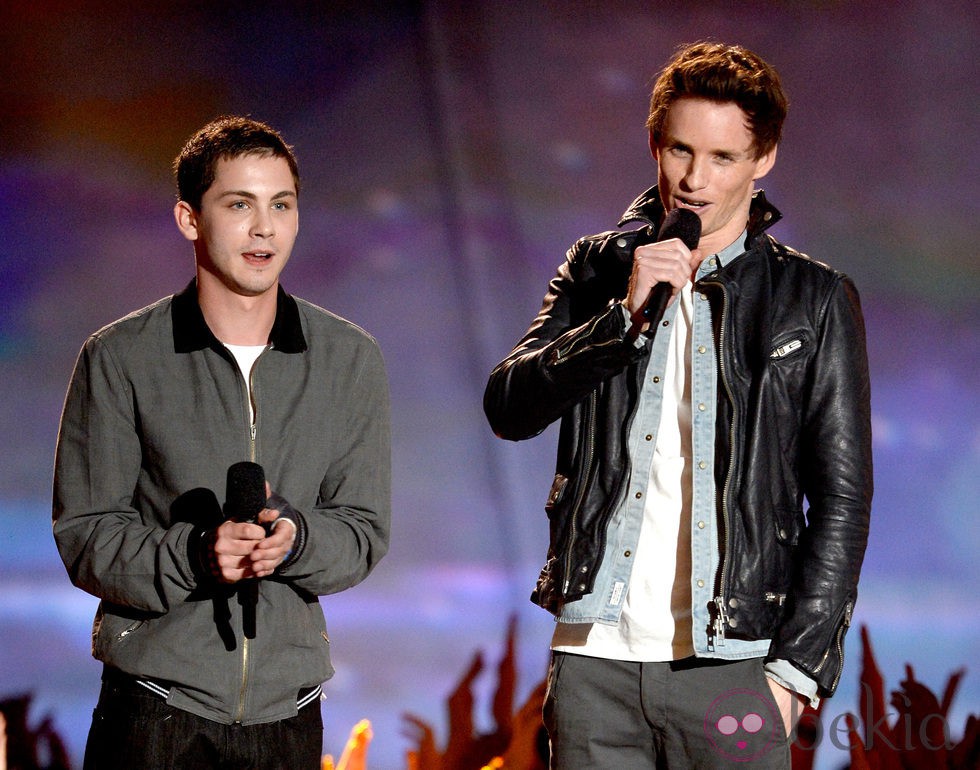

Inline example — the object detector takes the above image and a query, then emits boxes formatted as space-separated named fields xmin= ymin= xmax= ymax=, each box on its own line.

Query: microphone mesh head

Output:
xmin=659 ymin=208 xmax=702 ymax=250
xmin=225 ymin=461 xmax=266 ymax=520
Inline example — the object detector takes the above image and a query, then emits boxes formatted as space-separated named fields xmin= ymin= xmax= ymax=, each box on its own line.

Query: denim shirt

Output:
xmin=557 ymin=232 xmax=768 ymax=663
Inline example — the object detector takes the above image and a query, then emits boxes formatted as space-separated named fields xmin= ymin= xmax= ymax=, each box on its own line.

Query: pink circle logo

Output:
xmin=703 ymin=688 xmax=782 ymax=761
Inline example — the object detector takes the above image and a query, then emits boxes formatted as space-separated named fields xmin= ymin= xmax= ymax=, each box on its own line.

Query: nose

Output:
xmin=681 ymin=156 xmax=708 ymax=191
xmin=250 ymin=207 xmax=275 ymax=238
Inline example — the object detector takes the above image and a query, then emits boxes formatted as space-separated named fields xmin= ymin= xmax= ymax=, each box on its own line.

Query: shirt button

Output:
xmin=709 ymin=257 xmax=718 ymax=267
xmin=645 ymin=434 xmax=653 ymax=441
xmin=697 ymin=579 xmax=705 ymax=588
xmin=697 ymin=521 xmax=705 ymax=529
xmin=624 ymin=550 xmax=632 ymax=558
xmin=662 ymin=320 xmax=670 ymax=327
xmin=652 ymin=376 xmax=660 ymax=384
xmin=699 ymin=294 xmax=707 ymax=301
xmin=698 ymin=345 xmax=707 ymax=354
xmin=698 ymin=460 xmax=706 ymax=469
xmin=635 ymin=491 xmax=643 ymax=499
xmin=698 ymin=403 xmax=706 ymax=411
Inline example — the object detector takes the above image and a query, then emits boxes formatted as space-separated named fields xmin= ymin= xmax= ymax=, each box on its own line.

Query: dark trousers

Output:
xmin=83 ymin=669 xmax=323 ymax=770
xmin=543 ymin=652 xmax=792 ymax=769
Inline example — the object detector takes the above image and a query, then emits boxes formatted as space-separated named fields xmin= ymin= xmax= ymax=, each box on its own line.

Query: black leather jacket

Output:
xmin=484 ymin=187 xmax=872 ymax=696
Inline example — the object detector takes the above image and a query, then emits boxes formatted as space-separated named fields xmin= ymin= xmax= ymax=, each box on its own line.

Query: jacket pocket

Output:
xmin=773 ymin=508 xmax=802 ymax=546
xmin=769 ymin=330 xmax=809 ymax=362
xmin=93 ymin=610 xmax=147 ymax=659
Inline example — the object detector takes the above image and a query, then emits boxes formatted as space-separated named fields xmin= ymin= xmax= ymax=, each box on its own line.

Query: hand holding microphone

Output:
xmin=625 ymin=208 xmax=703 ymax=328
xmin=208 ymin=462 xmax=294 ymax=584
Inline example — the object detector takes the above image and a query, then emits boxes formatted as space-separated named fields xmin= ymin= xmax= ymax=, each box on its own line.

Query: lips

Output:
xmin=675 ymin=196 xmax=708 ymax=210
xmin=242 ymin=250 xmax=274 ymax=263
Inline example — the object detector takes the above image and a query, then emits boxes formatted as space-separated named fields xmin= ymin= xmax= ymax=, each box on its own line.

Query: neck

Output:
xmin=196 ymin=276 xmax=278 ymax=346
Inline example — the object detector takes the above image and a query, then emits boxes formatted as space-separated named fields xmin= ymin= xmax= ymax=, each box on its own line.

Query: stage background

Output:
xmin=1 ymin=2 xmax=977 ymax=767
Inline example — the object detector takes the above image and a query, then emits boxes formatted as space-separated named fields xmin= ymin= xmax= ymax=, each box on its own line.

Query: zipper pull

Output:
xmin=712 ymin=596 xmax=727 ymax=647
xmin=771 ymin=339 xmax=803 ymax=358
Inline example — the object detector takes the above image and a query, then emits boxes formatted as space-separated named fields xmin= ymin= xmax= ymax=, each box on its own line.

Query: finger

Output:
xmin=256 ymin=507 xmax=281 ymax=524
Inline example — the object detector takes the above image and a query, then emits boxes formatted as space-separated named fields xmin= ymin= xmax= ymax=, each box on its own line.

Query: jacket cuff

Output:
xmin=764 ymin=658 xmax=820 ymax=708
xmin=187 ymin=525 xmax=218 ymax=585
xmin=266 ymin=493 xmax=307 ymax=571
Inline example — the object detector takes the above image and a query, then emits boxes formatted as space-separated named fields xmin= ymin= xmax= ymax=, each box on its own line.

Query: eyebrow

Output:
xmin=217 ymin=189 xmax=297 ymax=201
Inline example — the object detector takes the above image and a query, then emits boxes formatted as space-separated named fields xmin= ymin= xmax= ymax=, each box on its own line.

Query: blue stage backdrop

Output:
xmin=1 ymin=2 xmax=977 ymax=768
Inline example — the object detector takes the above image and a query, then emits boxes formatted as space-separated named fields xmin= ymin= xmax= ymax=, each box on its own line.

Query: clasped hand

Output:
xmin=210 ymin=500 xmax=296 ymax=583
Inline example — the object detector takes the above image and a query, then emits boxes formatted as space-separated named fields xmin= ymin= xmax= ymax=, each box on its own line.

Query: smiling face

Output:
xmin=652 ymin=96 xmax=776 ymax=255
xmin=175 ymin=152 xmax=298 ymax=302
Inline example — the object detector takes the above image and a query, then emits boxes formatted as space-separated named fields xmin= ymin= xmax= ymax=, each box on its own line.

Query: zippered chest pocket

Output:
xmin=769 ymin=331 xmax=809 ymax=362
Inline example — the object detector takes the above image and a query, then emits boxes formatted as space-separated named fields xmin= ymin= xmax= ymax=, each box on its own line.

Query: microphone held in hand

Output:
xmin=640 ymin=207 xmax=702 ymax=323
xmin=224 ymin=461 xmax=266 ymax=523
xmin=224 ymin=461 xmax=266 ymax=641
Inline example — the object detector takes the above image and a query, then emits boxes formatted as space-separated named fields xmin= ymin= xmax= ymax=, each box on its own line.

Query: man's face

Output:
xmin=652 ymin=96 xmax=775 ymax=255
xmin=175 ymin=153 xmax=298 ymax=299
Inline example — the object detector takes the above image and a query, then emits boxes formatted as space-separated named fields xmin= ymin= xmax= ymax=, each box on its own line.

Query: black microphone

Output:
xmin=224 ymin=461 xmax=266 ymax=523
xmin=640 ymin=207 xmax=702 ymax=323
xmin=224 ymin=461 xmax=266 ymax=640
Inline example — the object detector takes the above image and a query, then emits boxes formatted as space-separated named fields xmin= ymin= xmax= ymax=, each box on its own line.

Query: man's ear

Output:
xmin=753 ymin=144 xmax=778 ymax=181
xmin=174 ymin=201 xmax=199 ymax=242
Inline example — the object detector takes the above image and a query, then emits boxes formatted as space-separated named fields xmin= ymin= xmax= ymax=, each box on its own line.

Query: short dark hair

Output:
xmin=174 ymin=116 xmax=300 ymax=210
xmin=647 ymin=42 xmax=788 ymax=158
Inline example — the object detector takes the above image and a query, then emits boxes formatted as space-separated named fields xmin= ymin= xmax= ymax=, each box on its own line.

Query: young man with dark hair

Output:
xmin=485 ymin=42 xmax=872 ymax=768
xmin=53 ymin=116 xmax=391 ymax=769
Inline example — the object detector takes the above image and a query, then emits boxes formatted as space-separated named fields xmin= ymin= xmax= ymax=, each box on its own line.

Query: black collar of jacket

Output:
xmin=171 ymin=279 xmax=308 ymax=354
xmin=617 ymin=185 xmax=782 ymax=241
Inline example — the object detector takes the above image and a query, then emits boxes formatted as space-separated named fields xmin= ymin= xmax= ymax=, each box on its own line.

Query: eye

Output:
xmin=231 ymin=200 xmax=249 ymax=210
xmin=272 ymin=201 xmax=291 ymax=211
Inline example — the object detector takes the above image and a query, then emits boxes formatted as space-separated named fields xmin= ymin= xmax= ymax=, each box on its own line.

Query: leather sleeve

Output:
xmin=484 ymin=235 xmax=647 ymax=441
xmin=767 ymin=275 xmax=873 ymax=696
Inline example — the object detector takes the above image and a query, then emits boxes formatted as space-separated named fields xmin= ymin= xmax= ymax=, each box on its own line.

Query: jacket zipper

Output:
xmin=562 ymin=390 xmax=596 ymax=595
xmin=554 ymin=314 xmax=624 ymax=362
xmin=830 ymin=601 xmax=854 ymax=691
xmin=812 ymin=599 xmax=853 ymax=690
xmin=235 ymin=351 xmax=264 ymax=723
xmin=116 ymin=620 xmax=143 ymax=642
xmin=701 ymin=279 xmax=737 ymax=649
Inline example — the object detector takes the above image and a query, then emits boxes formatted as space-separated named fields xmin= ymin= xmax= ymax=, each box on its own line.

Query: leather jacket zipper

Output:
xmin=554 ymin=314 xmax=623 ymax=362
xmin=701 ymin=279 xmax=737 ymax=648
xmin=813 ymin=599 xmax=853 ymax=690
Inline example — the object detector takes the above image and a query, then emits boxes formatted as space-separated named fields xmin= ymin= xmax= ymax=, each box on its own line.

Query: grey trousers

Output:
xmin=543 ymin=652 xmax=792 ymax=769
